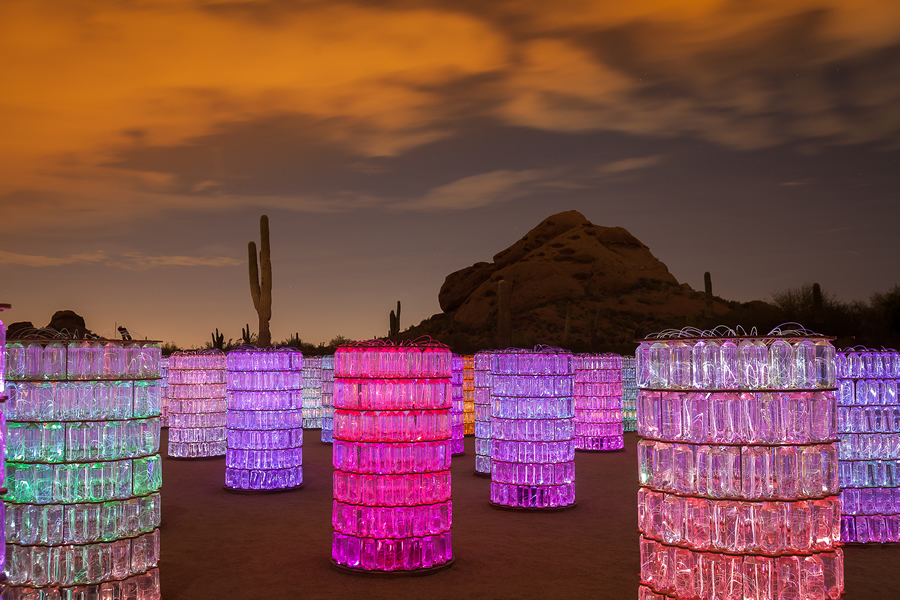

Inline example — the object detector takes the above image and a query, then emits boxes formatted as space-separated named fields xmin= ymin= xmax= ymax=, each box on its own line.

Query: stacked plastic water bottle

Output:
xmin=0 ymin=307 xmax=8 ymax=577
xmin=320 ymin=355 xmax=335 ymax=443
xmin=837 ymin=348 xmax=900 ymax=543
xmin=474 ymin=350 xmax=493 ymax=475
xmin=225 ymin=347 xmax=303 ymax=491
xmin=636 ymin=329 xmax=843 ymax=600
xmin=490 ymin=347 xmax=576 ymax=509
xmin=167 ymin=349 xmax=227 ymax=458
xmin=450 ymin=354 xmax=465 ymax=455
xmin=622 ymin=355 xmax=638 ymax=432
xmin=301 ymin=356 xmax=323 ymax=429
xmin=331 ymin=341 xmax=454 ymax=573
xmin=463 ymin=355 xmax=475 ymax=436
xmin=159 ymin=355 xmax=169 ymax=428
xmin=3 ymin=338 xmax=162 ymax=597
xmin=574 ymin=353 xmax=624 ymax=451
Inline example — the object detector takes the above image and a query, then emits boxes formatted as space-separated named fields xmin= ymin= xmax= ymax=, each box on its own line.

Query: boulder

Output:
xmin=46 ymin=310 xmax=91 ymax=337
xmin=6 ymin=321 xmax=35 ymax=339
xmin=442 ymin=211 xmax=679 ymax=327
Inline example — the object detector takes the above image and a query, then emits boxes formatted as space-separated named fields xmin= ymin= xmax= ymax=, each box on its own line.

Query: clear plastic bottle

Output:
xmin=649 ymin=341 xmax=670 ymax=389
xmin=636 ymin=342 xmax=652 ymax=388
xmin=670 ymin=341 xmax=692 ymax=389
xmin=739 ymin=339 xmax=768 ymax=389
xmin=815 ymin=340 xmax=836 ymax=389
xmin=768 ymin=339 xmax=793 ymax=389
xmin=719 ymin=340 xmax=739 ymax=389
xmin=794 ymin=339 xmax=817 ymax=389
xmin=700 ymin=340 xmax=720 ymax=389
xmin=691 ymin=339 xmax=707 ymax=389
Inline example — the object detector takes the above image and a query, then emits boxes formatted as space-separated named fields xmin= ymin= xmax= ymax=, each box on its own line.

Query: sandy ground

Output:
xmin=158 ymin=431 xmax=900 ymax=599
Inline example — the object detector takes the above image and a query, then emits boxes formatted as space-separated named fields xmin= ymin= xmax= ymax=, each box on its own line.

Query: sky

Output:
xmin=1 ymin=0 xmax=898 ymax=348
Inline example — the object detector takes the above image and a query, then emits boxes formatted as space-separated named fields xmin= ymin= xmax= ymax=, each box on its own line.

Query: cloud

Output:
xmin=393 ymin=169 xmax=548 ymax=211
xmin=0 ymin=249 xmax=242 ymax=270
xmin=1 ymin=0 xmax=899 ymax=227
xmin=596 ymin=155 xmax=664 ymax=175
xmin=781 ymin=178 xmax=816 ymax=186
xmin=0 ymin=250 xmax=108 ymax=268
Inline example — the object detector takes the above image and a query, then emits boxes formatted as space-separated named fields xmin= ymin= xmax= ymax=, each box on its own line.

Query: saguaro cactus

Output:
xmin=498 ymin=279 xmax=511 ymax=349
xmin=389 ymin=301 xmax=402 ymax=337
xmin=211 ymin=328 xmax=225 ymax=350
xmin=704 ymin=271 xmax=713 ymax=318
xmin=589 ymin=305 xmax=601 ymax=351
xmin=249 ymin=215 xmax=273 ymax=347
xmin=812 ymin=282 xmax=823 ymax=325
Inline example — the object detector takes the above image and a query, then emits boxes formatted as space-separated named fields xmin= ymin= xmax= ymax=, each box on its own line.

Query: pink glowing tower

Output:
xmin=636 ymin=328 xmax=843 ymax=600
xmin=331 ymin=340 xmax=454 ymax=573
xmin=573 ymin=353 xmax=624 ymax=451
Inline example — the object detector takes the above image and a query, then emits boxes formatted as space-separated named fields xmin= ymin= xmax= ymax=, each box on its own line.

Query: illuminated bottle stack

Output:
xmin=837 ymin=348 xmax=900 ymax=543
xmin=167 ymin=349 xmax=227 ymax=458
xmin=225 ymin=347 xmax=303 ymax=491
xmin=636 ymin=329 xmax=843 ymax=600
xmin=462 ymin=355 xmax=475 ymax=436
xmin=450 ymin=355 xmax=464 ymax=455
xmin=622 ymin=356 xmax=638 ymax=432
xmin=320 ymin=355 xmax=335 ymax=443
xmin=473 ymin=351 xmax=493 ymax=475
xmin=0 ymin=305 xmax=9 ymax=577
xmin=159 ymin=356 xmax=170 ymax=428
xmin=573 ymin=353 xmax=624 ymax=451
xmin=3 ymin=337 xmax=162 ymax=597
xmin=490 ymin=347 xmax=575 ymax=509
xmin=331 ymin=341 xmax=454 ymax=573
xmin=301 ymin=356 xmax=323 ymax=429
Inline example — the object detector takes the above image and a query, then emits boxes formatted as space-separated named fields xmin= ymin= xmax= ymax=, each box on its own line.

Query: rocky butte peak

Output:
xmin=439 ymin=210 xmax=679 ymax=328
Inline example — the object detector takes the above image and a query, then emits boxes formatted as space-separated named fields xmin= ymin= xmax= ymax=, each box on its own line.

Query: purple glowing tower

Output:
xmin=489 ymin=347 xmax=576 ymax=510
xmin=225 ymin=347 xmax=303 ymax=491
xmin=573 ymin=353 xmax=624 ymax=451
xmin=473 ymin=350 xmax=493 ymax=475
xmin=331 ymin=340 xmax=453 ymax=573
xmin=636 ymin=329 xmax=843 ymax=600
xmin=837 ymin=348 xmax=900 ymax=543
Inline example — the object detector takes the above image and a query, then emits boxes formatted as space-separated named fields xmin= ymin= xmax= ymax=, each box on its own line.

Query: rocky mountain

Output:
xmin=441 ymin=210 xmax=681 ymax=328
xmin=404 ymin=210 xmax=776 ymax=354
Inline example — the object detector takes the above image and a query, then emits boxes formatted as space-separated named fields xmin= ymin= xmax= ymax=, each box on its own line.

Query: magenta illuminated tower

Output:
xmin=573 ymin=353 xmax=624 ymax=451
xmin=837 ymin=348 xmax=900 ymax=543
xmin=225 ymin=347 xmax=303 ymax=491
xmin=331 ymin=340 xmax=453 ymax=573
xmin=320 ymin=355 xmax=335 ymax=443
xmin=450 ymin=354 xmax=464 ymax=455
xmin=489 ymin=347 xmax=576 ymax=510
xmin=636 ymin=328 xmax=843 ymax=600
